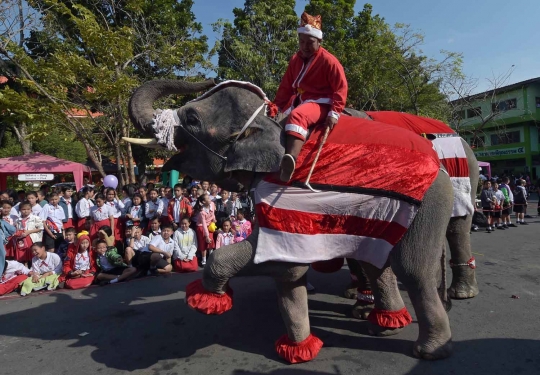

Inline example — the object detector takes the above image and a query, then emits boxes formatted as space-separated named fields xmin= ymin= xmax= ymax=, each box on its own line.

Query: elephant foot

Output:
xmin=448 ymin=261 xmax=479 ymax=299
xmin=185 ymin=279 xmax=233 ymax=315
xmin=367 ymin=322 xmax=403 ymax=336
xmin=275 ymin=333 xmax=323 ymax=364
xmin=351 ymin=301 xmax=374 ymax=320
xmin=413 ymin=338 xmax=453 ymax=360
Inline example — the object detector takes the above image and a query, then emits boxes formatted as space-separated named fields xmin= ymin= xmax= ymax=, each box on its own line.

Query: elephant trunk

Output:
xmin=128 ymin=79 xmax=216 ymax=133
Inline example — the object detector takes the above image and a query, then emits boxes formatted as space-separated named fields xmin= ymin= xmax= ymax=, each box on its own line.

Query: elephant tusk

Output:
xmin=122 ymin=137 xmax=164 ymax=149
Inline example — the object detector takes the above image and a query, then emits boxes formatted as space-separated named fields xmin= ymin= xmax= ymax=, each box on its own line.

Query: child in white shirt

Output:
xmin=147 ymin=225 xmax=179 ymax=275
xmin=20 ymin=242 xmax=62 ymax=296
xmin=38 ymin=193 xmax=66 ymax=252
xmin=0 ymin=260 xmax=31 ymax=295
xmin=172 ymin=218 xmax=198 ymax=273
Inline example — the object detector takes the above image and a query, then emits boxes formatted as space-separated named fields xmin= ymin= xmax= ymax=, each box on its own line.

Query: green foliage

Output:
xmin=0 ymin=130 xmax=24 ymax=158
xmin=214 ymin=0 xmax=298 ymax=98
xmin=33 ymin=129 xmax=88 ymax=163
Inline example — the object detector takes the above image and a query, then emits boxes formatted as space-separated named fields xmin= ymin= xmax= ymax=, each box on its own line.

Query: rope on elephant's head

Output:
xmin=152 ymin=109 xmax=179 ymax=151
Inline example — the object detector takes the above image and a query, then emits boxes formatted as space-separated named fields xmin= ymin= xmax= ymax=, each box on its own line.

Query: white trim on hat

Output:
xmin=297 ymin=25 xmax=323 ymax=40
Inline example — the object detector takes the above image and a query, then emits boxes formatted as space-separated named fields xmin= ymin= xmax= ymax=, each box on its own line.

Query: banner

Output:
xmin=474 ymin=147 xmax=525 ymax=158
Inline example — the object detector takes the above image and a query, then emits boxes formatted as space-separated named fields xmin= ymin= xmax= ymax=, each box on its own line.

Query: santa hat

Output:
xmin=297 ymin=11 xmax=323 ymax=40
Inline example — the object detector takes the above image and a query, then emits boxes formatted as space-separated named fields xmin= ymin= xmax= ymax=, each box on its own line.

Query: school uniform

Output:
xmin=0 ymin=260 xmax=30 ymax=295
xmin=145 ymin=199 xmax=164 ymax=220
xmin=215 ymin=232 xmax=236 ymax=249
xmin=59 ymin=197 xmax=77 ymax=230
xmin=195 ymin=207 xmax=216 ymax=251
xmin=147 ymin=230 xmax=161 ymax=241
xmin=14 ymin=214 xmax=43 ymax=262
xmin=89 ymin=205 xmax=113 ymax=240
xmin=75 ymin=197 xmax=94 ymax=232
xmin=167 ymin=197 xmax=193 ymax=226
xmin=62 ymin=236 xmax=96 ymax=289
xmin=160 ymin=197 xmax=171 ymax=225
xmin=30 ymin=204 xmax=42 ymax=216
xmin=125 ymin=204 xmax=145 ymax=227
xmin=39 ymin=204 xmax=66 ymax=250
xmin=130 ymin=235 xmax=152 ymax=269
xmin=149 ymin=235 xmax=179 ymax=269
xmin=105 ymin=199 xmax=125 ymax=240
xmin=20 ymin=252 xmax=62 ymax=296
xmin=95 ymin=247 xmax=128 ymax=276
xmin=172 ymin=228 xmax=198 ymax=272
xmin=2 ymin=214 xmax=18 ymax=227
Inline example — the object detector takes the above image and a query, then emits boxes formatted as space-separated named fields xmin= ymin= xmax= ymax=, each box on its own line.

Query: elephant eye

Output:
xmin=184 ymin=109 xmax=200 ymax=127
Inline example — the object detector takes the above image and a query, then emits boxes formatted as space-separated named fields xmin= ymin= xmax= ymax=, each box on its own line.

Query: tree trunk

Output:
xmin=12 ymin=122 xmax=32 ymax=154
xmin=125 ymin=143 xmax=136 ymax=183
xmin=114 ymin=142 xmax=125 ymax=190
xmin=81 ymin=140 xmax=106 ymax=178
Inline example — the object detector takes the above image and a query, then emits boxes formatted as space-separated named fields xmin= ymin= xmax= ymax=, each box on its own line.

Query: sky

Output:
xmin=191 ymin=0 xmax=540 ymax=93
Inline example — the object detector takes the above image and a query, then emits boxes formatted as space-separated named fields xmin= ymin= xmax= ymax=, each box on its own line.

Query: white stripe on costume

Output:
xmin=255 ymin=180 xmax=417 ymax=229
xmin=254 ymin=228 xmax=394 ymax=269
xmin=432 ymin=137 xmax=467 ymax=158
xmin=284 ymin=124 xmax=309 ymax=139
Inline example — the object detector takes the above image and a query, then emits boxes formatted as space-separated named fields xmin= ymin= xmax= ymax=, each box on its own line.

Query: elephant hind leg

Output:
xmin=447 ymin=216 xmax=479 ymax=299
xmin=391 ymin=172 xmax=453 ymax=360
xmin=359 ymin=262 xmax=412 ymax=336
xmin=274 ymin=271 xmax=323 ymax=364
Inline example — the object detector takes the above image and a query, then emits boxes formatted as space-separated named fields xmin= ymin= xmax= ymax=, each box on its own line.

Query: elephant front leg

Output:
xmin=447 ymin=216 xmax=479 ymax=299
xmin=274 ymin=272 xmax=323 ymax=364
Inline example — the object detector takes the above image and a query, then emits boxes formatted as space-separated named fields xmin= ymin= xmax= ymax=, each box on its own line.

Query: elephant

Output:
xmin=333 ymin=109 xmax=480 ymax=325
xmin=125 ymin=79 xmax=455 ymax=363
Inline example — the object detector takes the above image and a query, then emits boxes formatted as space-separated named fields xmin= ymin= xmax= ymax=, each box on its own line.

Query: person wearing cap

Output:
xmin=274 ymin=11 xmax=348 ymax=182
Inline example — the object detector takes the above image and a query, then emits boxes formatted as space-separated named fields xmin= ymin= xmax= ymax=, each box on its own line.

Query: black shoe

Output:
xmin=99 ymin=280 xmax=110 ymax=286
xmin=503 ymin=224 xmax=509 ymax=229
xmin=509 ymin=223 xmax=517 ymax=227
xmin=497 ymin=226 xmax=505 ymax=230
xmin=147 ymin=268 xmax=159 ymax=276
xmin=521 ymin=221 xmax=529 ymax=225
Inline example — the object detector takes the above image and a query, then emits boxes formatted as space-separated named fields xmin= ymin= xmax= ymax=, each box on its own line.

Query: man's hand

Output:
xmin=325 ymin=116 xmax=338 ymax=130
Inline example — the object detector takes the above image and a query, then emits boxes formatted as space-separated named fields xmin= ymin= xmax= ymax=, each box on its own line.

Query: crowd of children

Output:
xmin=479 ymin=177 xmax=530 ymax=232
xmin=0 ymin=180 xmax=253 ymax=297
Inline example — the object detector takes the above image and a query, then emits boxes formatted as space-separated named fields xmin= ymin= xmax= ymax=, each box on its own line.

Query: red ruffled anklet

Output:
xmin=367 ymin=307 xmax=412 ymax=328
xmin=275 ymin=333 xmax=323 ymax=363
xmin=185 ymin=279 xmax=233 ymax=315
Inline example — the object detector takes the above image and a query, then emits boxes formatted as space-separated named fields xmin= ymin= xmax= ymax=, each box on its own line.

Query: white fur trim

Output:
xmin=297 ymin=25 xmax=323 ymax=40
xmin=285 ymin=124 xmax=308 ymax=139
xmin=328 ymin=111 xmax=340 ymax=119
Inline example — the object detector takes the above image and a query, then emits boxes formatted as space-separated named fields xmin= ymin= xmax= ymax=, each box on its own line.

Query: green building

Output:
xmin=450 ymin=77 xmax=540 ymax=179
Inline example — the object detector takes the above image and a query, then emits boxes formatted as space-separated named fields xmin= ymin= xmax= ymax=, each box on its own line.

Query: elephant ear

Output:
xmin=224 ymin=117 xmax=284 ymax=174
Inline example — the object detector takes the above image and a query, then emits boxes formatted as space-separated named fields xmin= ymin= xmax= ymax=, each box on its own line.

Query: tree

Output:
xmin=214 ymin=0 xmax=298 ymax=98
xmin=1 ymin=0 xmax=212 ymax=185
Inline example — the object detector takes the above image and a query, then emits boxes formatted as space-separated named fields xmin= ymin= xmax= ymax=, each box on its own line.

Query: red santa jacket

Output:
xmin=274 ymin=47 xmax=347 ymax=119
xmin=62 ymin=239 xmax=97 ymax=280
xmin=167 ymin=196 xmax=194 ymax=224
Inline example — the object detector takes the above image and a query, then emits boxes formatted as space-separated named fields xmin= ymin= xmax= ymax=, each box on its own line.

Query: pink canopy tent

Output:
xmin=0 ymin=153 xmax=92 ymax=191
xmin=478 ymin=161 xmax=491 ymax=179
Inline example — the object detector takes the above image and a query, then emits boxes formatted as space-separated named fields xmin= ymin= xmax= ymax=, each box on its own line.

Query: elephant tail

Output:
xmin=441 ymin=245 xmax=452 ymax=312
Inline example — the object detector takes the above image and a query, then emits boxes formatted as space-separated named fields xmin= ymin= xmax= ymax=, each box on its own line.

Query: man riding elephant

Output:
xmin=274 ymin=12 xmax=348 ymax=182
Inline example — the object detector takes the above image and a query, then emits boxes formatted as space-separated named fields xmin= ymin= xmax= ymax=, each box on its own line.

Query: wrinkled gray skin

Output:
xmin=128 ymin=79 xmax=455 ymax=360
xmin=341 ymin=109 xmax=479 ymax=324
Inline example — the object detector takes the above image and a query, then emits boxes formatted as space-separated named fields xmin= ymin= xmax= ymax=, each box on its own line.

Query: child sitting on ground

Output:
xmin=215 ymin=219 xmax=236 ymax=249
xmin=57 ymin=228 xmax=76 ymax=262
xmin=62 ymin=234 xmax=96 ymax=290
xmin=94 ymin=233 xmax=137 ymax=286
xmin=147 ymin=224 xmax=178 ymax=275
xmin=232 ymin=209 xmax=252 ymax=242
xmin=124 ymin=226 xmax=151 ymax=267
xmin=0 ymin=260 xmax=31 ymax=296
xmin=172 ymin=218 xmax=198 ymax=273
xmin=20 ymin=242 xmax=63 ymax=296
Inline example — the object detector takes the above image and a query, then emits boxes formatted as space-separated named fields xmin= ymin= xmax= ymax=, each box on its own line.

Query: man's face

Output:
xmin=298 ymin=33 xmax=320 ymax=59
xmin=202 ymin=181 xmax=209 ymax=191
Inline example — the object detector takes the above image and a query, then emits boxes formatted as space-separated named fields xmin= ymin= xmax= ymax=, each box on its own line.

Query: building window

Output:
xmin=536 ymin=97 xmax=540 ymax=108
xmin=492 ymin=98 xmax=517 ymax=113
xmin=469 ymin=136 xmax=485 ymax=148
xmin=490 ymin=130 xmax=520 ymax=145
xmin=453 ymin=110 xmax=466 ymax=121
xmin=466 ymin=107 xmax=482 ymax=118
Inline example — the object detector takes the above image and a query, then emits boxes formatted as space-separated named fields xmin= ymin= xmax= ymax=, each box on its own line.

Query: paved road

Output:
xmin=1 ymin=219 xmax=539 ymax=375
